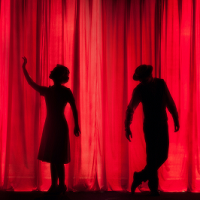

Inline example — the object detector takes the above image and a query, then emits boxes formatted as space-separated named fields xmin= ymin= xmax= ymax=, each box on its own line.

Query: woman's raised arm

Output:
xmin=22 ymin=57 xmax=47 ymax=94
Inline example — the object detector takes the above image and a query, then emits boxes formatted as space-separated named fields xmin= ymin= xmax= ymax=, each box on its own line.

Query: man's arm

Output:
xmin=164 ymin=81 xmax=180 ymax=132
xmin=125 ymin=88 xmax=140 ymax=141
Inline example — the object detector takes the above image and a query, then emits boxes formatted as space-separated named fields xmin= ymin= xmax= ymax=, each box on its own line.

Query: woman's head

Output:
xmin=49 ymin=64 xmax=70 ymax=84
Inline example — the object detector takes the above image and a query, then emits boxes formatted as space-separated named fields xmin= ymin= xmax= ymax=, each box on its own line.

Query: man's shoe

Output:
xmin=150 ymin=190 xmax=160 ymax=196
xmin=131 ymin=172 xmax=143 ymax=194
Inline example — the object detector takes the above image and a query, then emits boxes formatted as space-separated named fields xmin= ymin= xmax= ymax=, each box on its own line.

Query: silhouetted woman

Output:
xmin=22 ymin=57 xmax=80 ymax=194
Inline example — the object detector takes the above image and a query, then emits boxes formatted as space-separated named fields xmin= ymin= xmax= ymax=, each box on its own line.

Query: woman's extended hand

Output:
xmin=74 ymin=125 xmax=81 ymax=137
xmin=22 ymin=56 xmax=27 ymax=67
xmin=174 ymin=121 xmax=180 ymax=132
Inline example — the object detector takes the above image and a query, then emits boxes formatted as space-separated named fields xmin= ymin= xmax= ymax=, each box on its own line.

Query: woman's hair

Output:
xmin=49 ymin=64 xmax=70 ymax=83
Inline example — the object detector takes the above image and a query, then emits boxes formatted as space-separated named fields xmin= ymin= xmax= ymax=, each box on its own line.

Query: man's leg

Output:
xmin=145 ymin=142 xmax=160 ymax=195
xmin=146 ymin=142 xmax=168 ymax=195
xmin=147 ymin=165 xmax=159 ymax=195
xmin=130 ymin=141 xmax=154 ymax=193
xmin=145 ymin=123 xmax=169 ymax=195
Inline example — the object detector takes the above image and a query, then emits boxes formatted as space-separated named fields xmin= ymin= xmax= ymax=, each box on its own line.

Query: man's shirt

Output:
xmin=125 ymin=78 xmax=179 ymax=129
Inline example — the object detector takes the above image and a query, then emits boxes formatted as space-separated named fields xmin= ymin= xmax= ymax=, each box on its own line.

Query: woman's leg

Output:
xmin=50 ymin=163 xmax=58 ymax=186
xmin=55 ymin=163 xmax=66 ymax=194
xmin=56 ymin=163 xmax=65 ymax=186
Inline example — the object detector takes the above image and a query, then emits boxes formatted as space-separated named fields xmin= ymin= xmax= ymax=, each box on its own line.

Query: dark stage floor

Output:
xmin=0 ymin=191 xmax=199 ymax=200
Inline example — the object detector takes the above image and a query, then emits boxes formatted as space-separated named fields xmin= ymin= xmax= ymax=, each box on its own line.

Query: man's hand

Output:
xmin=125 ymin=127 xmax=132 ymax=142
xmin=74 ymin=125 xmax=81 ymax=137
xmin=174 ymin=121 xmax=180 ymax=132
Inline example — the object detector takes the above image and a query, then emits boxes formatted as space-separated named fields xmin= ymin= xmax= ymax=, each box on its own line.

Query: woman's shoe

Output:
xmin=57 ymin=184 xmax=67 ymax=195
xmin=47 ymin=185 xmax=58 ymax=194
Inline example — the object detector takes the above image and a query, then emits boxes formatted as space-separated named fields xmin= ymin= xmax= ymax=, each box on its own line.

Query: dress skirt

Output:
xmin=38 ymin=116 xmax=70 ymax=164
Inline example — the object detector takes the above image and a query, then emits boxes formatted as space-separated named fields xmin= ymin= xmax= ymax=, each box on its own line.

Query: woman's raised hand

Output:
xmin=22 ymin=57 xmax=27 ymax=67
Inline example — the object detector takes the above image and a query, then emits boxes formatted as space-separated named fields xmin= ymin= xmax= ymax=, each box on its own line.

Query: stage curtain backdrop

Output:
xmin=1 ymin=0 xmax=200 ymax=192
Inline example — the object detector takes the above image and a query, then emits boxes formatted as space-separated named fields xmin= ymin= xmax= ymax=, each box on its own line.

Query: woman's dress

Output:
xmin=37 ymin=85 xmax=74 ymax=164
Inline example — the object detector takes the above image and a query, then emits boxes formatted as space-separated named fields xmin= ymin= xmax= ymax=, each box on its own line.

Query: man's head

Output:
xmin=133 ymin=65 xmax=153 ymax=83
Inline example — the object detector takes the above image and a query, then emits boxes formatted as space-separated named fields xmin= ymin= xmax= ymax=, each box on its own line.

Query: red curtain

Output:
xmin=1 ymin=0 xmax=200 ymax=192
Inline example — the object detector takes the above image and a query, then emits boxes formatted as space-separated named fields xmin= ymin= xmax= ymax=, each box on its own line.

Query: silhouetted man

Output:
xmin=125 ymin=65 xmax=179 ymax=196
